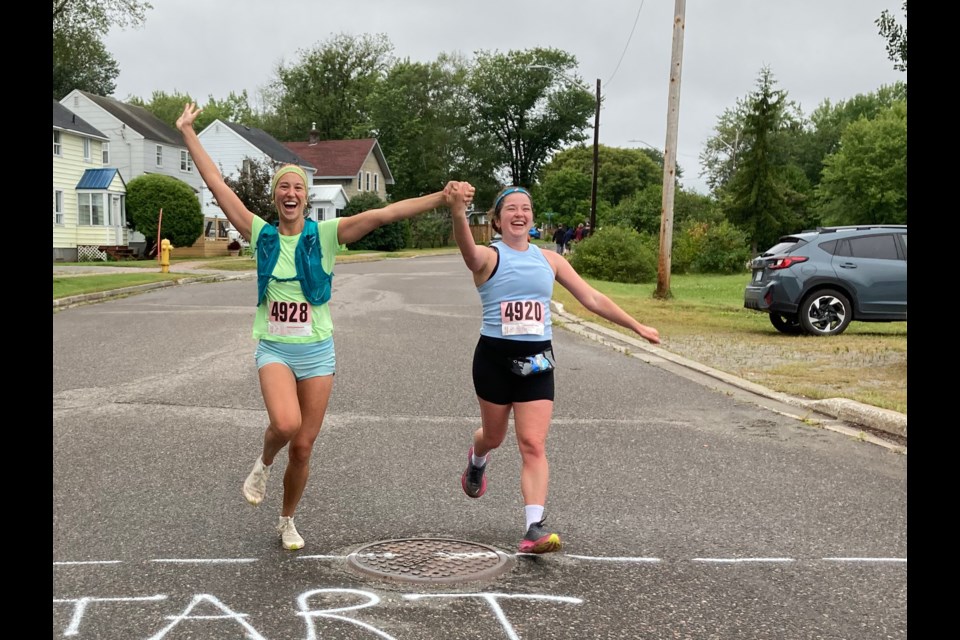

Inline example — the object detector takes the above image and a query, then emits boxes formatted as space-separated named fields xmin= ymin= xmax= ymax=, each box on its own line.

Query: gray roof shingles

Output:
xmin=75 ymin=90 xmax=184 ymax=146
xmin=53 ymin=99 xmax=108 ymax=140
xmin=222 ymin=121 xmax=315 ymax=169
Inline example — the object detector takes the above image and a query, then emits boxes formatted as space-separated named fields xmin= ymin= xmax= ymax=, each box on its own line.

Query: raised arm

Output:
xmin=449 ymin=186 xmax=498 ymax=287
xmin=546 ymin=252 xmax=661 ymax=344
xmin=336 ymin=181 xmax=470 ymax=246
xmin=175 ymin=103 xmax=255 ymax=242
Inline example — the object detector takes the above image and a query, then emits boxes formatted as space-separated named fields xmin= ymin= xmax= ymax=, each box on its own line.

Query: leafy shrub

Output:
xmin=672 ymin=220 xmax=751 ymax=274
xmin=127 ymin=174 xmax=203 ymax=256
xmin=409 ymin=210 xmax=451 ymax=248
xmin=340 ymin=192 xmax=407 ymax=251
xmin=568 ymin=226 xmax=657 ymax=283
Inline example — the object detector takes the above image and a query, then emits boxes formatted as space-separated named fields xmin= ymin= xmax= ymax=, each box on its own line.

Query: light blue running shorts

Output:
xmin=254 ymin=337 xmax=336 ymax=380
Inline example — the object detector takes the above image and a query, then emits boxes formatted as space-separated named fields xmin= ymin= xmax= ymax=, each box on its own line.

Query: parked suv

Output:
xmin=744 ymin=225 xmax=907 ymax=336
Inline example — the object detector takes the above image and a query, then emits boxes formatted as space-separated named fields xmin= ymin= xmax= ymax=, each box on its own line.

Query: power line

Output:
xmin=604 ymin=0 xmax=647 ymax=90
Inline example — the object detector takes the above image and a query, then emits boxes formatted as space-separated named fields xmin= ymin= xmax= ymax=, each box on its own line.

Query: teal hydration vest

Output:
xmin=255 ymin=218 xmax=333 ymax=306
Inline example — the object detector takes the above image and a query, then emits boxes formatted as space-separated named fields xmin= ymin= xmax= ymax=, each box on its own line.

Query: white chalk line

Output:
xmin=54 ymin=553 xmax=906 ymax=566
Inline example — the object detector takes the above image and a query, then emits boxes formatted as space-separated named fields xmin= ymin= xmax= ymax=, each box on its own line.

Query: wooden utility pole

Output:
xmin=589 ymin=78 xmax=600 ymax=232
xmin=655 ymin=0 xmax=686 ymax=299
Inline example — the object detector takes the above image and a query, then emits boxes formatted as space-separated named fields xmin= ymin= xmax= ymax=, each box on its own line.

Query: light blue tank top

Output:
xmin=478 ymin=242 xmax=555 ymax=341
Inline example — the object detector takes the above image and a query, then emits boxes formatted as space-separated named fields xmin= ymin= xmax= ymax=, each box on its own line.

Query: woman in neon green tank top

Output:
xmin=177 ymin=102 xmax=474 ymax=550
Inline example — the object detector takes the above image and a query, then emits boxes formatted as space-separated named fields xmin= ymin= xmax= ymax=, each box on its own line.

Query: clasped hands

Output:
xmin=444 ymin=181 xmax=475 ymax=209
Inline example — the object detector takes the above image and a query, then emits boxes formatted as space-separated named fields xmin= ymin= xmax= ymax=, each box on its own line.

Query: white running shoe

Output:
xmin=277 ymin=516 xmax=304 ymax=550
xmin=242 ymin=456 xmax=270 ymax=506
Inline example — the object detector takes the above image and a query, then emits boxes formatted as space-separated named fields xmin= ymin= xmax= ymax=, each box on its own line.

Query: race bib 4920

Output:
xmin=500 ymin=300 xmax=545 ymax=336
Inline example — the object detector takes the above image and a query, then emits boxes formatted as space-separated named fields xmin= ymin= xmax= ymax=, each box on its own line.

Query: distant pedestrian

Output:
xmin=552 ymin=225 xmax=566 ymax=254
xmin=563 ymin=225 xmax=575 ymax=252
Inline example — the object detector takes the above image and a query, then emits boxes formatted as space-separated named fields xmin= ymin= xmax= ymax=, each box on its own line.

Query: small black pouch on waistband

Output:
xmin=509 ymin=348 xmax=557 ymax=376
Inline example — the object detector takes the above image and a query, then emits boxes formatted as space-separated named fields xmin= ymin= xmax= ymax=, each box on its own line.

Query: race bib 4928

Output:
xmin=267 ymin=300 xmax=312 ymax=337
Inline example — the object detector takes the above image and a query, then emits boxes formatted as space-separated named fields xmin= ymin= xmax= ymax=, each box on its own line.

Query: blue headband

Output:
xmin=494 ymin=187 xmax=531 ymax=210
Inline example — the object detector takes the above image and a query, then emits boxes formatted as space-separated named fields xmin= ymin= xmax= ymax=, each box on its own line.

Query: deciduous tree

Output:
xmin=222 ymin=157 xmax=277 ymax=224
xmin=265 ymin=33 xmax=393 ymax=142
xmin=52 ymin=0 xmax=152 ymax=98
xmin=466 ymin=48 xmax=596 ymax=188
xmin=814 ymin=101 xmax=907 ymax=226
xmin=876 ymin=1 xmax=907 ymax=72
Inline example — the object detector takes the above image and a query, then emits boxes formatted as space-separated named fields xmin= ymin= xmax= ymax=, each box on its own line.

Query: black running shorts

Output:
xmin=472 ymin=335 xmax=555 ymax=405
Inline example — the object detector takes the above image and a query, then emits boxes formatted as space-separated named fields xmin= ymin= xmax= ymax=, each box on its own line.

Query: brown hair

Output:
xmin=488 ymin=186 xmax=533 ymax=234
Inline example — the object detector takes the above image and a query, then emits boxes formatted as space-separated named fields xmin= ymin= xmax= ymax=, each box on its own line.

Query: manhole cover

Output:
xmin=346 ymin=538 xmax=514 ymax=584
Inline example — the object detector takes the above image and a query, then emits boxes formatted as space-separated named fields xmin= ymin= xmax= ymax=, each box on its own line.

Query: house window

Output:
xmin=374 ymin=174 xmax=379 ymax=193
xmin=156 ymin=145 xmax=163 ymax=167
xmin=102 ymin=142 xmax=110 ymax=165
xmin=78 ymin=192 xmax=107 ymax=226
xmin=180 ymin=150 xmax=193 ymax=172
xmin=54 ymin=190 xmax=64 ymax=225
xmin=83 ymin=138 xmax=91 ymax=161
xmin=357 ymin=171 xmax=363 ymax=190
xmin=365 ymin=172 xmax=371 ymax=191
xmin=53 ymin=130 xmax=62 ymax=156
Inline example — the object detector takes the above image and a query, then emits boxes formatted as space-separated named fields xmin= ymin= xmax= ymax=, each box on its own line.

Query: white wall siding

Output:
xmin=197 ymin=121 xmax=274 ymax=218
xmin=60 ymin=90 xmax=204 ymax=198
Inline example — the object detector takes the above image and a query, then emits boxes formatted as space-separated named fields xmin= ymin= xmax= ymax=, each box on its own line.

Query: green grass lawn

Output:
xmin=53 ymin=272 xmax=184 ymax=298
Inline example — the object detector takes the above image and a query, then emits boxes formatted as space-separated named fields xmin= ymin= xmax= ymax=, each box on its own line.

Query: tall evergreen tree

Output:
xmin=723 ymin=67 xmax=803 ymax=253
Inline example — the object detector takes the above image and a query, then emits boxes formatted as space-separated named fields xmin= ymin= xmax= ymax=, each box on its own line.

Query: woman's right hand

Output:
xmin=176 ymin=102 xmax=202 ymax=133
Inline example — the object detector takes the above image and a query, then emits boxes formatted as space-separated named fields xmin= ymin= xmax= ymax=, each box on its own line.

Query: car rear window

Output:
xmin=761 ymin=239 xmax=805 ymax=256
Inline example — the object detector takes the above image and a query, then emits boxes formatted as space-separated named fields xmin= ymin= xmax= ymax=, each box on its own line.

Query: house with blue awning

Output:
xmin=53 ymin=100 xmax=128 ymax=262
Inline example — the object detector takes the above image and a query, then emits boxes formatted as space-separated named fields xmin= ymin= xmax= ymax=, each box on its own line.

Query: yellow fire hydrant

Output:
xmin=160 ymin=238 xmax=173 ymax=273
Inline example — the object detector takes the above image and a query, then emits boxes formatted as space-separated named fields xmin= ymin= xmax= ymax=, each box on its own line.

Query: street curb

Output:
xmin=52 ymin=272 xmax=251 ymax=310
xmin=550 ymin=301 xmax=907 ymax=444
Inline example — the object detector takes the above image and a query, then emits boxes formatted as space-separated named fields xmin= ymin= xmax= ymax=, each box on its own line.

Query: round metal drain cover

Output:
xmin=346 ymin=538 xmax=514 ymax=584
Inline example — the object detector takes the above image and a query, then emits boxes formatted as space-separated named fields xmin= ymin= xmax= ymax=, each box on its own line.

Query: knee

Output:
xmin=516 ymin=436 xmax=546 ymax=460
xmin=287 ymin=440 xmax=314 ymax=465
xmin=477 ymin=427 xmax=507 ymax=450
xmin=269 ymin=418 xmax=301 ymax=442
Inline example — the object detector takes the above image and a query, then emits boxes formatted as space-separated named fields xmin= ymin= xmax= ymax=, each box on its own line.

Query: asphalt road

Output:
xmin=52 ymin=255 xmax=907 ymax=639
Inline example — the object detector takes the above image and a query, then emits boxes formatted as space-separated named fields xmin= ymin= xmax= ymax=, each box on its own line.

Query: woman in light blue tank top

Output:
xmin=450 ymin=185 xmax=662 ymax=554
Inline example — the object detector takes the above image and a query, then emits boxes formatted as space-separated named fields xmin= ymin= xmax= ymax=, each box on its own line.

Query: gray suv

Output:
xmin=744 ymin=225 xmax=907 ymax=336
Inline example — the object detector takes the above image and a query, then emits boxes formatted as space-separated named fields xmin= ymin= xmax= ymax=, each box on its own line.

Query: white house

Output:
xmin=308 ymin=185 xmax=349 ymax=222
xmin=53 ymin=99 xmax=129 ymax=262
xmin=59 ymin=90 xmax=204 ymax=196
xmin=196 ymin=119 xmax=315 ymax=219
xmin=60 ymin=90 xmax=206 ymax=254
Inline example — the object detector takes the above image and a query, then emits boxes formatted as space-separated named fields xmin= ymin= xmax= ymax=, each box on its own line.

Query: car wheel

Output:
xmin=769 ymin=312 xmax=803 ymax=335
xmin=799 ymin=289 xmax=852 ymax=336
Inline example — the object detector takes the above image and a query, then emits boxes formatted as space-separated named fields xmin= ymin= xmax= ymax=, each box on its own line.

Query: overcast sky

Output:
xmin=102 ymin=0 xmax=905 ymax=195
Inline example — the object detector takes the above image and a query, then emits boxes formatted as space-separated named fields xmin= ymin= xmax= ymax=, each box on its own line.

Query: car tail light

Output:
xmin=768 ymin=256 xmax=808 ymax=270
